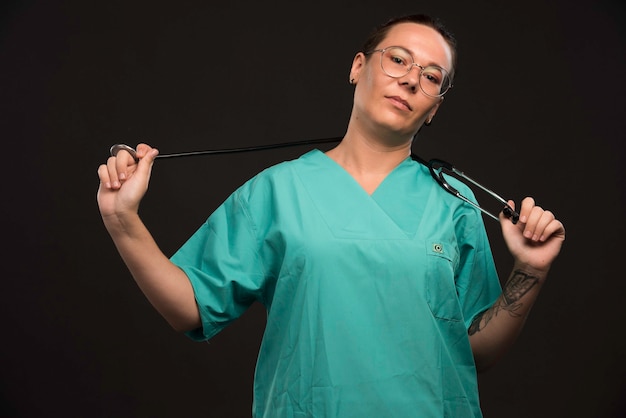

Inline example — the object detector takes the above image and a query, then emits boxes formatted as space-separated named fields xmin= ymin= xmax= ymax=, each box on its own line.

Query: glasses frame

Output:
xmin=366 ymin=46 xmax=453 ymax=98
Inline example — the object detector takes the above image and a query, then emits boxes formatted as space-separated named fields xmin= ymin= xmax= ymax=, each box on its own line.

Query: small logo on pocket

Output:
xmin=432 ymin=243 xmax=444 ymax=254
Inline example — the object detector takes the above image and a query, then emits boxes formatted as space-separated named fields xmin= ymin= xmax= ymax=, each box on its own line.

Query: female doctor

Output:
xmin=97 ymin=13 xmax=565 ymax=417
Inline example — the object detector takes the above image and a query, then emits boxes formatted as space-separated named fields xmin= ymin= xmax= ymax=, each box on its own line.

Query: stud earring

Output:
xmin=350 ymin=78 xmax=355 ymax=85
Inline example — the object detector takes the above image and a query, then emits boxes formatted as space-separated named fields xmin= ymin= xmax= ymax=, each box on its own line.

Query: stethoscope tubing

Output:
xmin=109 ymin=138 xmax=519 ymax=223
xmin=110 ymin=137 xmax=343 ymax=162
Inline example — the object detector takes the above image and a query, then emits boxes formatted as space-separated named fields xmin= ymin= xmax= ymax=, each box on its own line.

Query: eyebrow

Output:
xmin=392 ymin=44 xmax=450 ymax=71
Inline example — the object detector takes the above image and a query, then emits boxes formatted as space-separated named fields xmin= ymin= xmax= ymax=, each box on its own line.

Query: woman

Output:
xmin=97 ymin=14 xmax=565 ymax=417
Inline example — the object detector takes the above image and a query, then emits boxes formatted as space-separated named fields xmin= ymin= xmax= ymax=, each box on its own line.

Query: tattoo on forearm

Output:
xmin=468 ymin=309 xmax=490 ymax=335
xmin=502 ymin=270 xmax=539 ymax=310
xmin=468 ymin=269 xmax=540 ymax=335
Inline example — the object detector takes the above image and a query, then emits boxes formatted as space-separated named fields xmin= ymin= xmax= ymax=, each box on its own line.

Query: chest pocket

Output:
xmin=425 ymin=240 xmax=462 ymax=321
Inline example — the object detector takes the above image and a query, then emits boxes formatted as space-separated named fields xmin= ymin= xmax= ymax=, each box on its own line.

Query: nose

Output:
xmin=400 ymin=64 xmax=421 ymax=91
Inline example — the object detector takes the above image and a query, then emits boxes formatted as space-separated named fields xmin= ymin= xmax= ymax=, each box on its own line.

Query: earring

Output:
xmin=424 ymin=119 xmax=432 ymax=126
xmin=350 ymin=78 xmax=355 ymax=85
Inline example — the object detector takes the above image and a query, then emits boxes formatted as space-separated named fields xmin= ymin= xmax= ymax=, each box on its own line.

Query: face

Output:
xmin=350 ymin=23 xmax=454 ymax=140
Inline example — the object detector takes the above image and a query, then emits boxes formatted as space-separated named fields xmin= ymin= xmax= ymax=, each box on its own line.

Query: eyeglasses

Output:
xmin=367 ymin=46 xmax=453 ymax=97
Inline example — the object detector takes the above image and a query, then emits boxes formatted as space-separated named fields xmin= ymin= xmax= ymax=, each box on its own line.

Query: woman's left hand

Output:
xmin=500 ymin=197 xmax=566 ymax=274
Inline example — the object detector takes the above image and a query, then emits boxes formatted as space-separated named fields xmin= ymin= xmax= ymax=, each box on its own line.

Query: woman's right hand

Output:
xmin=96 ymin=144 xmax=201 ymax=331
xmin=97 ymin=143 xmax=159 ymax=219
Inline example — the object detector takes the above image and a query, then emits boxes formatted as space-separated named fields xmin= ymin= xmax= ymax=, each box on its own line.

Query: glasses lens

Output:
xmin=381 ymin=47 xmax=413 ymax=78
xmin=419 ymin=66 xmax=451 ymax=97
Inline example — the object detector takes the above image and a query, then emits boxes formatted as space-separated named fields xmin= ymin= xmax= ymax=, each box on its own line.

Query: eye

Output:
xmin=421 ymin=67 xmax=444 ymax=85
xmin=388 ymin=53 xmax=408 ymax=67
xmin=384 ymin=47 xmax=412 ymax=67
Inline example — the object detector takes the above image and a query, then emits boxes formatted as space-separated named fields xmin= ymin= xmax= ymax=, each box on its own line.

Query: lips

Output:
xmin=387 ymin=96 xmax=412 ymax=111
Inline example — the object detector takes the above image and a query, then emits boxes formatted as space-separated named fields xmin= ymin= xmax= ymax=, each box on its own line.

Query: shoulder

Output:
xmin=409 ymin=157 xmax=486 ymax=232
xmin=230 ymin=149 xmax=322 ymax=204
xmin=245 ymin=149 xmax=322 ymax=187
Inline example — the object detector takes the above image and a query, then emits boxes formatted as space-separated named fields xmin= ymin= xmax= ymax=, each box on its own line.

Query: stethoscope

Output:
xmin=110 ymin=138 xmax=519 ymax=224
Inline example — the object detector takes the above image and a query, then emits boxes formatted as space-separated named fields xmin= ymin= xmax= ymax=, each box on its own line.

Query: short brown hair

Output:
xmin=361 ymin=14 xmax=457 ymax=81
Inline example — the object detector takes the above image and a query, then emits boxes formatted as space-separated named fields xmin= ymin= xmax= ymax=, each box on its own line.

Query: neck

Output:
xmin=325 ymin=131 xmax=413 ymax=194
xmin=326 ymin=131 xmax=413 ymax=175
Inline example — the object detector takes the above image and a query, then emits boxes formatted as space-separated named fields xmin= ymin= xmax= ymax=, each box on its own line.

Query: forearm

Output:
xmin=469 ymin=264 xmax=548 ymax=372
xmin=103 ymin=212 xmax=201 ymax=332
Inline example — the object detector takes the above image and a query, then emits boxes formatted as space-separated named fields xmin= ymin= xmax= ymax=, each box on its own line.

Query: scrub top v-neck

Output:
xmin=171 ymin=149 xmax=501 ymax=417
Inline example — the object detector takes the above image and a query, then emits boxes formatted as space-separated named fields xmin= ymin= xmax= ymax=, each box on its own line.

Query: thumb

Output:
xmin=135 ymin=147 xmax=159 ymax=178
xmin=499 ymin=199 xmax=521 ymax=234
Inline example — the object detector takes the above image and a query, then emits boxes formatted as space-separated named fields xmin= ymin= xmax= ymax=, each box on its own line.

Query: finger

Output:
xmin=522 ymin=205 xmax=545 ymax=241
xmin=517 ymin=196 xmax=536 ymax=224
xmin=533 ymin=210 xmax=556 ymax=241
xmin=539 ymin=218 xmax=566 ymax=242
xmin=114 ymin=148 xmax=137 ymax=182
xmin=97 ymin=164 xmax=112 ymax=189
xmin=106 ymin=156 xmax=121 ymax=189
xmin=135 ymin=143 xmax=156 ymax=159
xmin=135 ymin=147 xmax=159 ymax=176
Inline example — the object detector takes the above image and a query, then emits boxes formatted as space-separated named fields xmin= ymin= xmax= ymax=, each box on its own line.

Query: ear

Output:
xmin=426 ymin=96 xmax=444 ymax=123
xmin=349 ymin=52 xmax=365 ymax=84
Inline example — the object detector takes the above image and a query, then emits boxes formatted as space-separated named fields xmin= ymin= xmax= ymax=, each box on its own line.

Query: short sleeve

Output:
xmin=449 ymin=184 xmax=502 ymax=330
xmin=170 ymin=187 xmax=267 ymax=341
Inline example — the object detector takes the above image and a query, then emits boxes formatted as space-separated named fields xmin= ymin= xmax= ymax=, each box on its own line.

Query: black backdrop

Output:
xmin=2 ymin=0 xmax=625 ymax=417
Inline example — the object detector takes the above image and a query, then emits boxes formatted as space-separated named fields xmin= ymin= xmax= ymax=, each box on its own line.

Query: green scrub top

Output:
xmin=170 ymin=149 xmax=501 ymax=417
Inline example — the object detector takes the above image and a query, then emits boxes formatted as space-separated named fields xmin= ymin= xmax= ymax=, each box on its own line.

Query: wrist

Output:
xmin=511 ymin=260 xmax=550 ymax=282
xmin=102 ymin=211 xmax=144 ymax=237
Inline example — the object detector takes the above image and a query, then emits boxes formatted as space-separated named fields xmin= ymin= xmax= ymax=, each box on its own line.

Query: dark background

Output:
xmin=2 ymin=0 xmax=625 ymax=417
